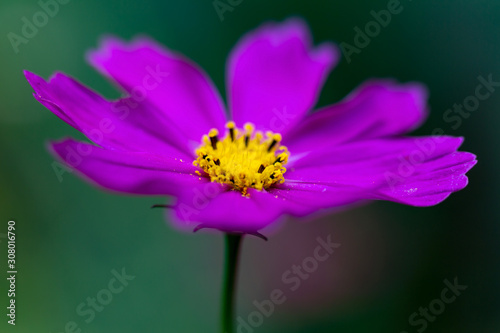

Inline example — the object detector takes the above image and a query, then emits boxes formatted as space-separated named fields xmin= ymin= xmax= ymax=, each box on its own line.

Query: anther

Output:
xmin=267 ymin=134 xmax=282 ymax=152
xmin=209 ymin=129 xmax=219 ymax=149
xmin=194 ymin=123 xmax=289 ymax=193
xmin=244 ymin=123 xmax=254 ymax=133
xmin=244 ymin=123 xmax=253 ymax=148
xmin=226 ymin=121 xmax=236 ymax=141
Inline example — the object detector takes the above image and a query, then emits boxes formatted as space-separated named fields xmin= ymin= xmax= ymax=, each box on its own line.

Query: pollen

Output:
xmin=193 ymin=122 xmax=289 ymax=195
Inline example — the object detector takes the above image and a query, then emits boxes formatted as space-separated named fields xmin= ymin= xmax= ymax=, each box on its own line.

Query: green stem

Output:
xmin=221 ymin=233 xmax=243 ymax=333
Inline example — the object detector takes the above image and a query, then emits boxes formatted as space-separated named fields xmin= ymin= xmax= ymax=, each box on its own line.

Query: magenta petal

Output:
xmin=284 ymin=80 xmax=428 ymax=153
xmin=286 ymin=136 xmax=476 ymax=207
xmin=376 ymin=153 xmax=476 ymax=206
xmin=228 ymin=18 xmax=339 ymax=134
xmin=87 ymin=36 xmax=227 ymax=143
xmin=25 ymin=71 xmax=194 ymax=159
xmin=51 ymin=138 xmax=200 ymax=195
xmin=170 ymin=182 xmax=365 ymax=233
xmin=270 ymin=182 xmax=367 ymax=217
xmin=171 ymin=186 xmax=296 ymax=232
xmin=169 ymin=137 xmax=476 ymax=233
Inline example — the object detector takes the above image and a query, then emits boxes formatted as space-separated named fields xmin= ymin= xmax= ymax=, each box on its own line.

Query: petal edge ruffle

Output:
xmin=228 ymin=18 xmax=340 ymax=135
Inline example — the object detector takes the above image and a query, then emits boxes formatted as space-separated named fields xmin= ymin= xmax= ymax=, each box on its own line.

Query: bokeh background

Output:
xmin=0 ymin=0 xmax=498 ymax=332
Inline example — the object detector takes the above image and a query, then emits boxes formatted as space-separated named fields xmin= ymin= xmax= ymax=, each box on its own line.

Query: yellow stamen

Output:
xmin=193 ymin=122 xmax=289 ymax=195
xmin=226 ymin=121 xmax=236 ymax=141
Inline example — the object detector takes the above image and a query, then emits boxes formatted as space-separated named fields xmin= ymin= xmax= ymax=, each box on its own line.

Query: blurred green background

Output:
xmin=0 ymin=0 xmax=498 ymax=332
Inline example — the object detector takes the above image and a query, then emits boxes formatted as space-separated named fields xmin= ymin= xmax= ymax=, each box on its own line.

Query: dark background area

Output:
xmin=0 ymin=0 xmax=498 ymax=332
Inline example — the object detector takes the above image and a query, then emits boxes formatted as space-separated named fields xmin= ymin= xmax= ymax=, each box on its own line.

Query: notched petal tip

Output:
xmin=85 ymin=35 xmax=125 ymax=67
xmin=312 ymin=41 xmax=341 ymax=68
xmin=230 ymin=16 xmax=338 ymax=66
xmin=86 ymin=34 xmax=173 ymax=72
xmin=257 ymin=17 xmax=311 ymax=46
xmin=359 ymin=79 xmax=430 ymax=130
xmin=24 ymin=70 xmax=44 ymax=91
xmin=279 ymin=18 xmax=341 ymax=69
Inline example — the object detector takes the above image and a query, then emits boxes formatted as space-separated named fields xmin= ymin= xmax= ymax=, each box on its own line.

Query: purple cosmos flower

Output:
xmin=25 ymin=19 xmax=476 ymax=234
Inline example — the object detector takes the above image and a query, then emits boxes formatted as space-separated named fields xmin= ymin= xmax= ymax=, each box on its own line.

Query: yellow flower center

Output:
xmin=193 ymin=121 xmax=289 ymax=195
